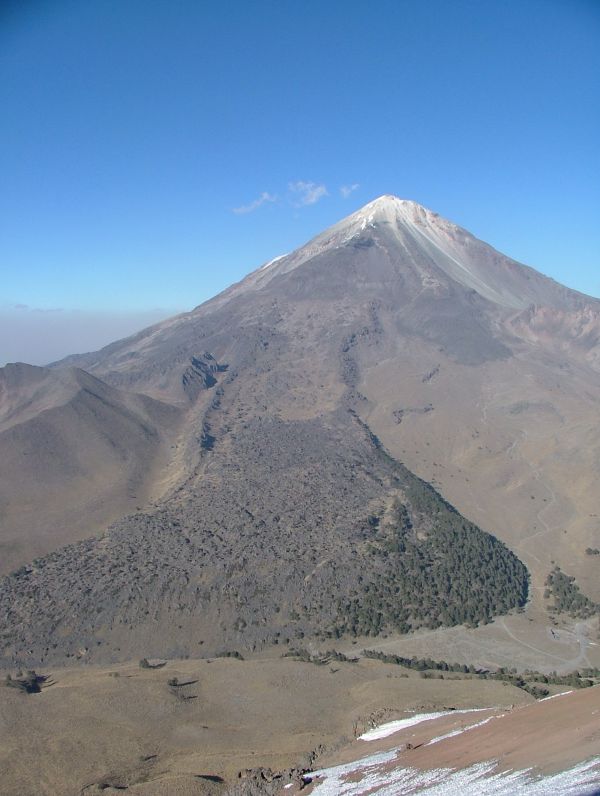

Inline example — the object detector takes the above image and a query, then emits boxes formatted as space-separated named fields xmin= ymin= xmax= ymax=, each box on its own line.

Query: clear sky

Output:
xmin=1 ymin=0 xmax=599 ymax=364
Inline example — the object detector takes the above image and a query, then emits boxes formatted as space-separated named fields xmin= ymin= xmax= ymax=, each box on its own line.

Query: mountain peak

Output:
xmin=324 ymin=194 xmax=434 ymax=238
xmin=215 ymin=193 xmax=593 ymax=316
xmin=352 ymin=195 xmax=443 ymax=228
xmin=363 ymin=194 xmax=422 ymax=209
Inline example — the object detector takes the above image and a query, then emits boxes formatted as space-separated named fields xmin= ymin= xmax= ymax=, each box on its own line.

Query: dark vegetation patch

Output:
xmin=3 ymin=669 xmax=49 ymax=693
xmin=325 ymin=452 xmax=528 ymax=637
xmin=215 ymin=649 xmax=244 ymax=660
xmin=363 ymin=649 xmax=599 ymax=698
xmin=544 ymin=566 xmax=599 ymax=619
xmin=282 ymin=648 xmax=359 ymax=665
xmin=138 ymin=658 xmax=166 ymax=669
xmin=421 ymin=365 xmax=439 ymax=383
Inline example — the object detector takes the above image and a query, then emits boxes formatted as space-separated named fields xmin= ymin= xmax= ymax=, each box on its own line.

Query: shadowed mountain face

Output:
xmin=1 ymin=196 xmax=599 ymax=666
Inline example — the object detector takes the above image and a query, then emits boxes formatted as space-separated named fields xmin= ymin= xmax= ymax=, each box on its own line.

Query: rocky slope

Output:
xmin=1 ymin=195 xmax=599 ymax=667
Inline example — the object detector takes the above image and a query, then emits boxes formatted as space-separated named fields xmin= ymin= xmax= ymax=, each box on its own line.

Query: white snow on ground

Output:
xmin=358 ymin=709 xmax=490 ymax=741
xmin=260 ymin=253 xmax=287 ymax=270
xmin=307 ymin=755 xmax=600 ymax=795
xmin=425 ymin=714 xmax=503 ymax=746
xmin=359 ymin=712 xmax=450 ymax=741
xmin=538 ymin=690 xmax=573 ymax=701
xmin=311 ymin=704 xmax=600 ymax=794
xmin=359 ymin=211 xmax=376 ymax=231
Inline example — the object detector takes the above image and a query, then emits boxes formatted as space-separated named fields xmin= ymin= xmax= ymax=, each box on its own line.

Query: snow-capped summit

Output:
xmin=232 ymin=195 xmax=588 ymax=313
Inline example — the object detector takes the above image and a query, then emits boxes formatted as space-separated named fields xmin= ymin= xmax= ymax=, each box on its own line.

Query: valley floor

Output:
xmin=346 ymin=609 xmax=600 ymax=675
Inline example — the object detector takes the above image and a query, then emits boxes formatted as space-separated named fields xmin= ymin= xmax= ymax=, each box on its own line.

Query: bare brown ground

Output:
xmin=0 ymin=653 xmax=531 ymax=796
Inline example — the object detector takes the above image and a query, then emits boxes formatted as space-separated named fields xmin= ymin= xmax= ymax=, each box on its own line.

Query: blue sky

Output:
xmin=1 ymin=0 xmax=599 ymax=364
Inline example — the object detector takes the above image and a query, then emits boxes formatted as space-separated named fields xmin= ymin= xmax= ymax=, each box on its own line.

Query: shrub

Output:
xmin=4 ymin=670 xmax=47 ymax=693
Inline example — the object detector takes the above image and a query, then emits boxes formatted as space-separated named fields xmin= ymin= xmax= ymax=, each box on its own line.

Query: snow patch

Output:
xmin=538 ymin=690 xmax=573 ymax=702
xmin=307 ymin=755 xmax=600 ymax=795
xmin=426 ymin=714 xmax=503 ymax=746
xmin=260 ymin=253 xmax=287 ymax=271
xmin=359 ymin=708 xmax=490 ymax=741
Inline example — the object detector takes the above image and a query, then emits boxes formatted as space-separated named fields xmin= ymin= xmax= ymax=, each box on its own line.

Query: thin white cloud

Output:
xmin=340 ymin=183 xmax=360 ymax=198
xmin=10 ymin=303 xmax=63 ymax=313
xmin=289 ymin=181 xmax=328 ymax=207
xmin=232 ymin=191 xmax=278 ymax=214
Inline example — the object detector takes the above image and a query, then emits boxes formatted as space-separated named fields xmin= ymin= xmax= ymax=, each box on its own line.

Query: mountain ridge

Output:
xmin=213 ymin=194 xmax=599 ymax=311
xmin=51 ymin=195 xmax=600 ymax=404
xmin=0 ymin=361 xmax=180 ymax=575
xmin=1 ymin=196 xmax=599 ymax=672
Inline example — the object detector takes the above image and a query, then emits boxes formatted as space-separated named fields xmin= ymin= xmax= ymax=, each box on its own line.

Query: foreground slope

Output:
xmin=0 ymin=653 xmax=597 ymax=796
xmin=302 ymin=685 xmax=600 ymax=795
xmin=1 ymin=196 xmax=599 ymax=668
xmin=0 ymin=653 xmax=535 ymax=796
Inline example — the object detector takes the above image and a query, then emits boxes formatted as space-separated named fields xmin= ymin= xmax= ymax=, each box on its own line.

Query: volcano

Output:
xmin=1 ymin=196 xmax=599 ymax=668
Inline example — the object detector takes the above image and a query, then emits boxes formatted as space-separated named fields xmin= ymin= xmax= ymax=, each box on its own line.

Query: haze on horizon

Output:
xmin=1 ymin=0 xmax=599 ymax=365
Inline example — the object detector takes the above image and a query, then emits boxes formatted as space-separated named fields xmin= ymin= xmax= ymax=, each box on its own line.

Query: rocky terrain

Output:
xmin=0 ymin=408 xmax=527 ymax=666
xmin=2 ymin=194 xmax=600 ymax=793
xmin=1 ymin=196 xmax=599 ymax=670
